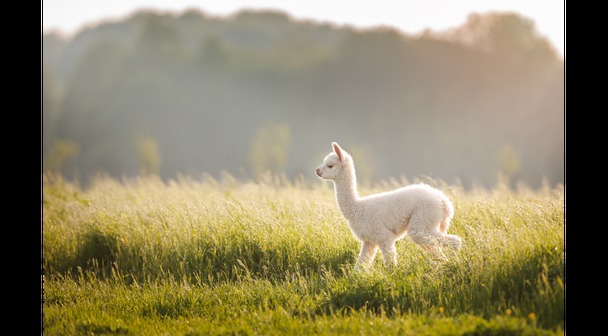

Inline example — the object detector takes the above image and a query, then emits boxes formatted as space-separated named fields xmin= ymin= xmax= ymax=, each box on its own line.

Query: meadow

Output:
xmin=42 ymin=172 xmax=565 ymax=335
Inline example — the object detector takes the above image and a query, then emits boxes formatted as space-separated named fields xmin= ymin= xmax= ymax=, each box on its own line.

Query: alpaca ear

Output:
xmin=332 ymin=142 xmax=343 ymax=161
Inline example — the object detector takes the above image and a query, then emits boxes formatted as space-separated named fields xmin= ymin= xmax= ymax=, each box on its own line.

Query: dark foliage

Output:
xmin=42 ymin=8 xmax=564 ymax=189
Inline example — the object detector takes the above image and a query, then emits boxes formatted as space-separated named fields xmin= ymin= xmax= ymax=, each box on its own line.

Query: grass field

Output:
xmin=42 ymin=172 xmax=565 ymax=335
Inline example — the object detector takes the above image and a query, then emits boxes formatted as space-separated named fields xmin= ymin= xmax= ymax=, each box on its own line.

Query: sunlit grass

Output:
xmin=42 ymin=172 xmax=564 ymax=335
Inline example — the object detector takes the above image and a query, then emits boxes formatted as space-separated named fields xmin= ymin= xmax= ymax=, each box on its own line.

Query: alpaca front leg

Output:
xmin=379 ymin=242 xmax=397 ymax=269
xmin=354 ymin=241 xmax=378 ymax=271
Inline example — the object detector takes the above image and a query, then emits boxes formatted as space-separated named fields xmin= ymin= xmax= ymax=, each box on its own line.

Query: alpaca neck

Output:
xmin=333 ymin=165 xmax=361 ymax=220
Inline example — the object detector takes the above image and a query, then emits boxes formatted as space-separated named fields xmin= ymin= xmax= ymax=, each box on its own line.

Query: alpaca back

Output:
xmin=356 ymin=183 xmax=452 ymax=235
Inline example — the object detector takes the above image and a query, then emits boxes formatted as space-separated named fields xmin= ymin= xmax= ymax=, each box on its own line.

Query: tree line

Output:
xmin=42 ymin=8 xmax=564 ymax=189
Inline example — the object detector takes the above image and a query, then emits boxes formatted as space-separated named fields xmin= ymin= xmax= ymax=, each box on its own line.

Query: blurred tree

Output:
xmin=137 ymin=11 xmax=181 ymax=60
xmin=497 ymin=144 xmax=521 ymax=179
xmin=57 ymin=37 xmax=130 ymax=142
xmin=43 ymin=139 xmax=80 ymax=173
xmin=42 ymin=64 xmax=62 ymax=159
xmin=201 ymin=36 xmax=228 ymax=66
xmin=135 ymin=134 xmax=161 ymax=176
xmin=249 ymin=123 xmax=292 ymax=178
xmin=444 ymin=12 xmax=558 ymax=61
xmin=41 ymin=32 xmax=68 ymax=80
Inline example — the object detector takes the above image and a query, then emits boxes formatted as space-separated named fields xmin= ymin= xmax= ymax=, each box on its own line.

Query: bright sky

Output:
xmin=41 ymin=0 xmax=565 ymax=58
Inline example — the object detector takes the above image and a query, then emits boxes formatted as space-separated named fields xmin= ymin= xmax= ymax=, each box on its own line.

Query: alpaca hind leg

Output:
xmin=407 ymin=210 xmax=449 ymax=258
xmin=441 ymin=234 xmax=462 ymax=250
xmin=408 ymin=228 xmax=449 ymax=260
xmin=427 ymin=234 xmax=463 ymax=260
xmin=406 ymin=209 xmax=443 ymax=251
xmin=354 ymin=241 xmax=378 ymax=271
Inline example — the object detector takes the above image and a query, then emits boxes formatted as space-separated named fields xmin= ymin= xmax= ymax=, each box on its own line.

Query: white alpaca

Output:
xmin=315 ymin=142 xmax=462 ymax=271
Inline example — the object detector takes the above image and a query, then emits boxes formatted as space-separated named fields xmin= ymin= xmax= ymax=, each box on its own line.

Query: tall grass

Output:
xmin=42 ymin=172 xmax=564 ymax=335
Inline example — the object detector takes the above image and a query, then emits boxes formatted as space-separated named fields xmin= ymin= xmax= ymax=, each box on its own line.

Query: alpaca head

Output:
xmin=315 ymin=142 xmax=352 ymax=180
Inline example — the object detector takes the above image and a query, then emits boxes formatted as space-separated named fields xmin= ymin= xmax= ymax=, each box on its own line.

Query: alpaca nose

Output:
xmin=315 ymin=168 xmax=321 ymax=176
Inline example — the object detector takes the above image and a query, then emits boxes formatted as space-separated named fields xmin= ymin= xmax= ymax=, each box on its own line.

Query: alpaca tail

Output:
xmin=439 ymin=195 xmax=455 ymax=234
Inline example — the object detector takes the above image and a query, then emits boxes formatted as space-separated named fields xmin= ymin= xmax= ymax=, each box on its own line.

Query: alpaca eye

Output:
xmin=328 ymin=164 xmax=334 ymax=168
